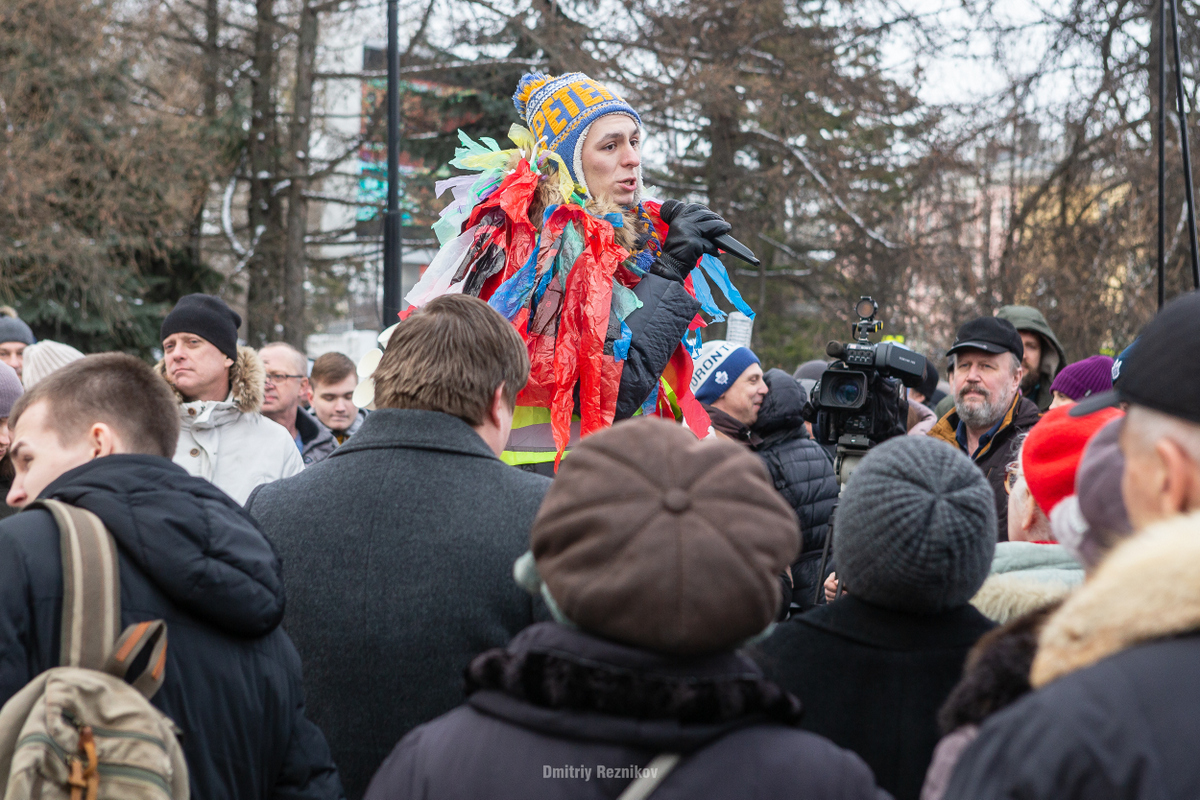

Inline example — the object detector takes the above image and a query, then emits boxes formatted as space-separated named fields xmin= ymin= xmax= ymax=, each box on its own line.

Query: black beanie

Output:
xmin=160 ymin=294 xmax=241 ymax=361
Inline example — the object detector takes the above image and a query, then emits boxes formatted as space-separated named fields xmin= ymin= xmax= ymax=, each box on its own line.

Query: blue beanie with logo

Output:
xmin=691 ymin=341 xmax=761 ymax=405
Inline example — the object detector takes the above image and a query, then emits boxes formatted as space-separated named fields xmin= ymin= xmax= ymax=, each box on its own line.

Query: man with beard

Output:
xmin=996 ymin=305 xmax=1066 ymax=412
xmin=929 ymin=317 xmax=1041 ymax=540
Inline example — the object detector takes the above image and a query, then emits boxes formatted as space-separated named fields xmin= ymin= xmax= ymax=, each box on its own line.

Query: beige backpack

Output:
xmin=0 ymin=500 xmax=189 ymax=800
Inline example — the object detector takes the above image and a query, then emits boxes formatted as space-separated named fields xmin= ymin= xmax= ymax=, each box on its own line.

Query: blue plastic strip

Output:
xmin=699 ymin=253 xmax=756 ymax=319
xmin=685 ymin=327 xmax=703 ymax=358
xmin=614 ymin=320 xmax=633 ymax=361
xmin=688 ymin=266 xmax=726 ymax=322
xmin=640 ymin=384 xmax=660 ymax=416
xmin=488 ymin=254 xmax=539 ymax=320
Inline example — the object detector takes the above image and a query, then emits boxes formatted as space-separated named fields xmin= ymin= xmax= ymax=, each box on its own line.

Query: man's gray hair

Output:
xmin=260 ymin=342 xmax=308 ymax=376
xmin=1124 ymin=405 xmax=1200 ymax=462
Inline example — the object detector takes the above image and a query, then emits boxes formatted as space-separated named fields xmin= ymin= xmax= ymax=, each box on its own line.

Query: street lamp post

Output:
xmin=381 ymin=0 xmax=403 ymax=327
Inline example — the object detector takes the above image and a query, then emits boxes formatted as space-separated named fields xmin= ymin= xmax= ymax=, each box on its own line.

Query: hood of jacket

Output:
xmin=1031 ymin=510 xmax=1200 ymax=687
xmin=155 ymin=345 xmax=265 ymax=414
xmin=751 ymin=368 xmax=808 ymax=444
xmin=464 ymin=622 xmax=801 ymax=754
xmin=39 ymin=454 xmax=285 ymax=637
xmin=996 ymin=305 xmax=1066 ymax=380
xmin=296 ymin=405 xmax=334 ymax=455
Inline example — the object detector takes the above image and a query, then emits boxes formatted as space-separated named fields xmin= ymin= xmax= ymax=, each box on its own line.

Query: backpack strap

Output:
xmin=32 ymin=499 xmax=121 ymax=670
xmin=103 ymin=620 xmax=169 ymax=699
xmin=616 ymin=754 xmax=681 ymax=800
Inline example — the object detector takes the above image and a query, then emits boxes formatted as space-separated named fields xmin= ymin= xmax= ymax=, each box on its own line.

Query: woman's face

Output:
xmin=580 ymin=114 xmax=641 ymax=206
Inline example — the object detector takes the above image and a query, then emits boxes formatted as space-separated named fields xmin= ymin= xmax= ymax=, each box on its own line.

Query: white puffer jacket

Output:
xmin=157 ymin=347 xmax=303 ymax=504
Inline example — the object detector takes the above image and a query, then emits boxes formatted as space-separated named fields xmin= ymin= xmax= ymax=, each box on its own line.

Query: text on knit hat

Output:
xmin=512 ymin=71 xmax=641 ymax=191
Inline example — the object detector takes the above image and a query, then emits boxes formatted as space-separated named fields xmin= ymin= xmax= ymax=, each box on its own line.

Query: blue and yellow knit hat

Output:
xmin=513 ymin=71 xmax=642 ymax=199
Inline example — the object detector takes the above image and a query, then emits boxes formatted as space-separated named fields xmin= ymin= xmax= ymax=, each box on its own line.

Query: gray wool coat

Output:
xmin=246 ymin=408 xmax=551 ymax=800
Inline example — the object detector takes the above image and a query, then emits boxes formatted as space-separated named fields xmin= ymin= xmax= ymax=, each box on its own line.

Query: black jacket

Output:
xmin=614 ymin=273 xmax=702 ymax=420
xmin=0 ymin=455 xmax=342 ymax=800
xmin=751 ymin=369 xmax=839 ymax=611
xmin=246 ymin=409 xmax=552 ymax=799
xmin=364 ymin=623 xmax=889 ymax=800
xmin=945 ymin=634 xmax=1200 ymax=799
xmin=757 ymin=596 xmax=994 ymax=800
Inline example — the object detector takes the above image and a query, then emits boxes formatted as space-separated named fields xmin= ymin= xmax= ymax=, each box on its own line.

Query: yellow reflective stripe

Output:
xmin=501 ymin=448 xmax=567 ymax=465
xmin=511 ymin=405 xmax=553 ymax=429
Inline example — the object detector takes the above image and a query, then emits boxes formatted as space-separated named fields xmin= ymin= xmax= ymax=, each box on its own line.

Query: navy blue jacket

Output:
xmin=0 ymin=455 xmax=342 ymax=800
xmin=945 ymin=634 xmax=1200 ymax=799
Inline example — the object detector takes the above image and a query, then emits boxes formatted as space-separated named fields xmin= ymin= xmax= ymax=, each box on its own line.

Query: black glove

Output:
xmin=651 ymin=200 xmax=732 ymax=283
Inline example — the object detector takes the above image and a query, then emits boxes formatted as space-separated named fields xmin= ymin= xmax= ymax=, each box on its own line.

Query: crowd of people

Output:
xmin=0 ymin=285 xmax=1195 ymax=800
xmin=1 ymin=66 xmax=1198 ymax=800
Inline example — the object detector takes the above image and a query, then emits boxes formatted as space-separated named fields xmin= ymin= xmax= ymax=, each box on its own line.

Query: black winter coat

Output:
xmin=364 ymin=623 xmax=890 ymax=800
xmin=757 ymin=596 xmax=994 ymax=800
xmin=246 ymin=409 xmax=551 ymax=799
xmin=0 ymin=455 xmax=342 ymax=800
xmin=944 ymin=633 xmax=1200 ymax=799
xmin=751 ymin=369 xmax=838 ymax=611
xmin=614 ymin=273 xmax=702 ymax=420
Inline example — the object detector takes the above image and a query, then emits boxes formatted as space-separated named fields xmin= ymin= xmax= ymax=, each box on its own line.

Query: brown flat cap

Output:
xmin=531 ymin=417 xmax=799 ymax=656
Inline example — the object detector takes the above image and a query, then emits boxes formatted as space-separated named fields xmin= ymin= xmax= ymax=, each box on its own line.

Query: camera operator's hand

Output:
xmin=824 ymin=571 xmax=848 ymax=603
xmin=652 ymin=202 xmax=731 ymax=283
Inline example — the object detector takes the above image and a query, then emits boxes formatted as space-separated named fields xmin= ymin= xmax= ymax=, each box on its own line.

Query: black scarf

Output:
xmin=704 ymin=405 xmax=762 ymax=448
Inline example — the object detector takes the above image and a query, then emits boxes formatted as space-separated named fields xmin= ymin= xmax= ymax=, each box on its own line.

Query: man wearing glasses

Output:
xmin=158 ymin=294 xmax=304 ymax=503
xmin=259 ymin=342 xmax=335 ymax=465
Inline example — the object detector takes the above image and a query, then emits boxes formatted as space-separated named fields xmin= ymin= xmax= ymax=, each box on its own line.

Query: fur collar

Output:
xmin=465 ymin=623 xmax=802 ymax=727
xmin=155 ymin=346 xmax=264 ymax=414
xmin=971 ymin=573 xmax=1074 ymax=625
xmin=1031 ymin=510 xmax=1200 ymax=687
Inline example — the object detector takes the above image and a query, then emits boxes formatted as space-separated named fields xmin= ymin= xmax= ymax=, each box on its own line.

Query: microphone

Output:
xmin=659 ymin=200 xmax=761 ymax=266
xmin=826 ymin=341 xmax=845 ymax=360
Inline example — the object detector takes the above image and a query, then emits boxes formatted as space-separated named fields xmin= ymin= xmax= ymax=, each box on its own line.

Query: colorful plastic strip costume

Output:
xmin=406 ymin=124 xmax=752 ymax=464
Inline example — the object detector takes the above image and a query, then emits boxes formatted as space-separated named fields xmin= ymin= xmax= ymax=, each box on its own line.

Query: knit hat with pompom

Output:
xmin=512 ymin=71 xmax=642 ymax=199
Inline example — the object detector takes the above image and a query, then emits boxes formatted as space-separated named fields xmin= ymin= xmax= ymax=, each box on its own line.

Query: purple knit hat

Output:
xmin=1050 ymin=355 xmax=1113 ymax=401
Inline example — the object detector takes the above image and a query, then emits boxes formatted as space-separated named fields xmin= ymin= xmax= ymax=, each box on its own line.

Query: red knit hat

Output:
xmin=1022 ymin=404 xmax=1123 ymax=514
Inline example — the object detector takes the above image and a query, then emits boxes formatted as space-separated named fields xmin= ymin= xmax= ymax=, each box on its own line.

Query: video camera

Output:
xmin=807 ymin=297 xmax=926 ymax=607
xmin=806 ymin=297 xmax=926 ymax=477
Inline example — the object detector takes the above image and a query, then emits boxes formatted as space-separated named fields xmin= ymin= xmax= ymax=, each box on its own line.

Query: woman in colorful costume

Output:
xmin=406 ymin=70 xmax=752 ymax=473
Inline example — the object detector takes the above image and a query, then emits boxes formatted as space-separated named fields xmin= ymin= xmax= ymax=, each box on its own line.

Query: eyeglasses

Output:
xmin=264 ymin=373 xmax=305 ymax=385
xmin=1004 ymin=462 xmax=1021 ymax=495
